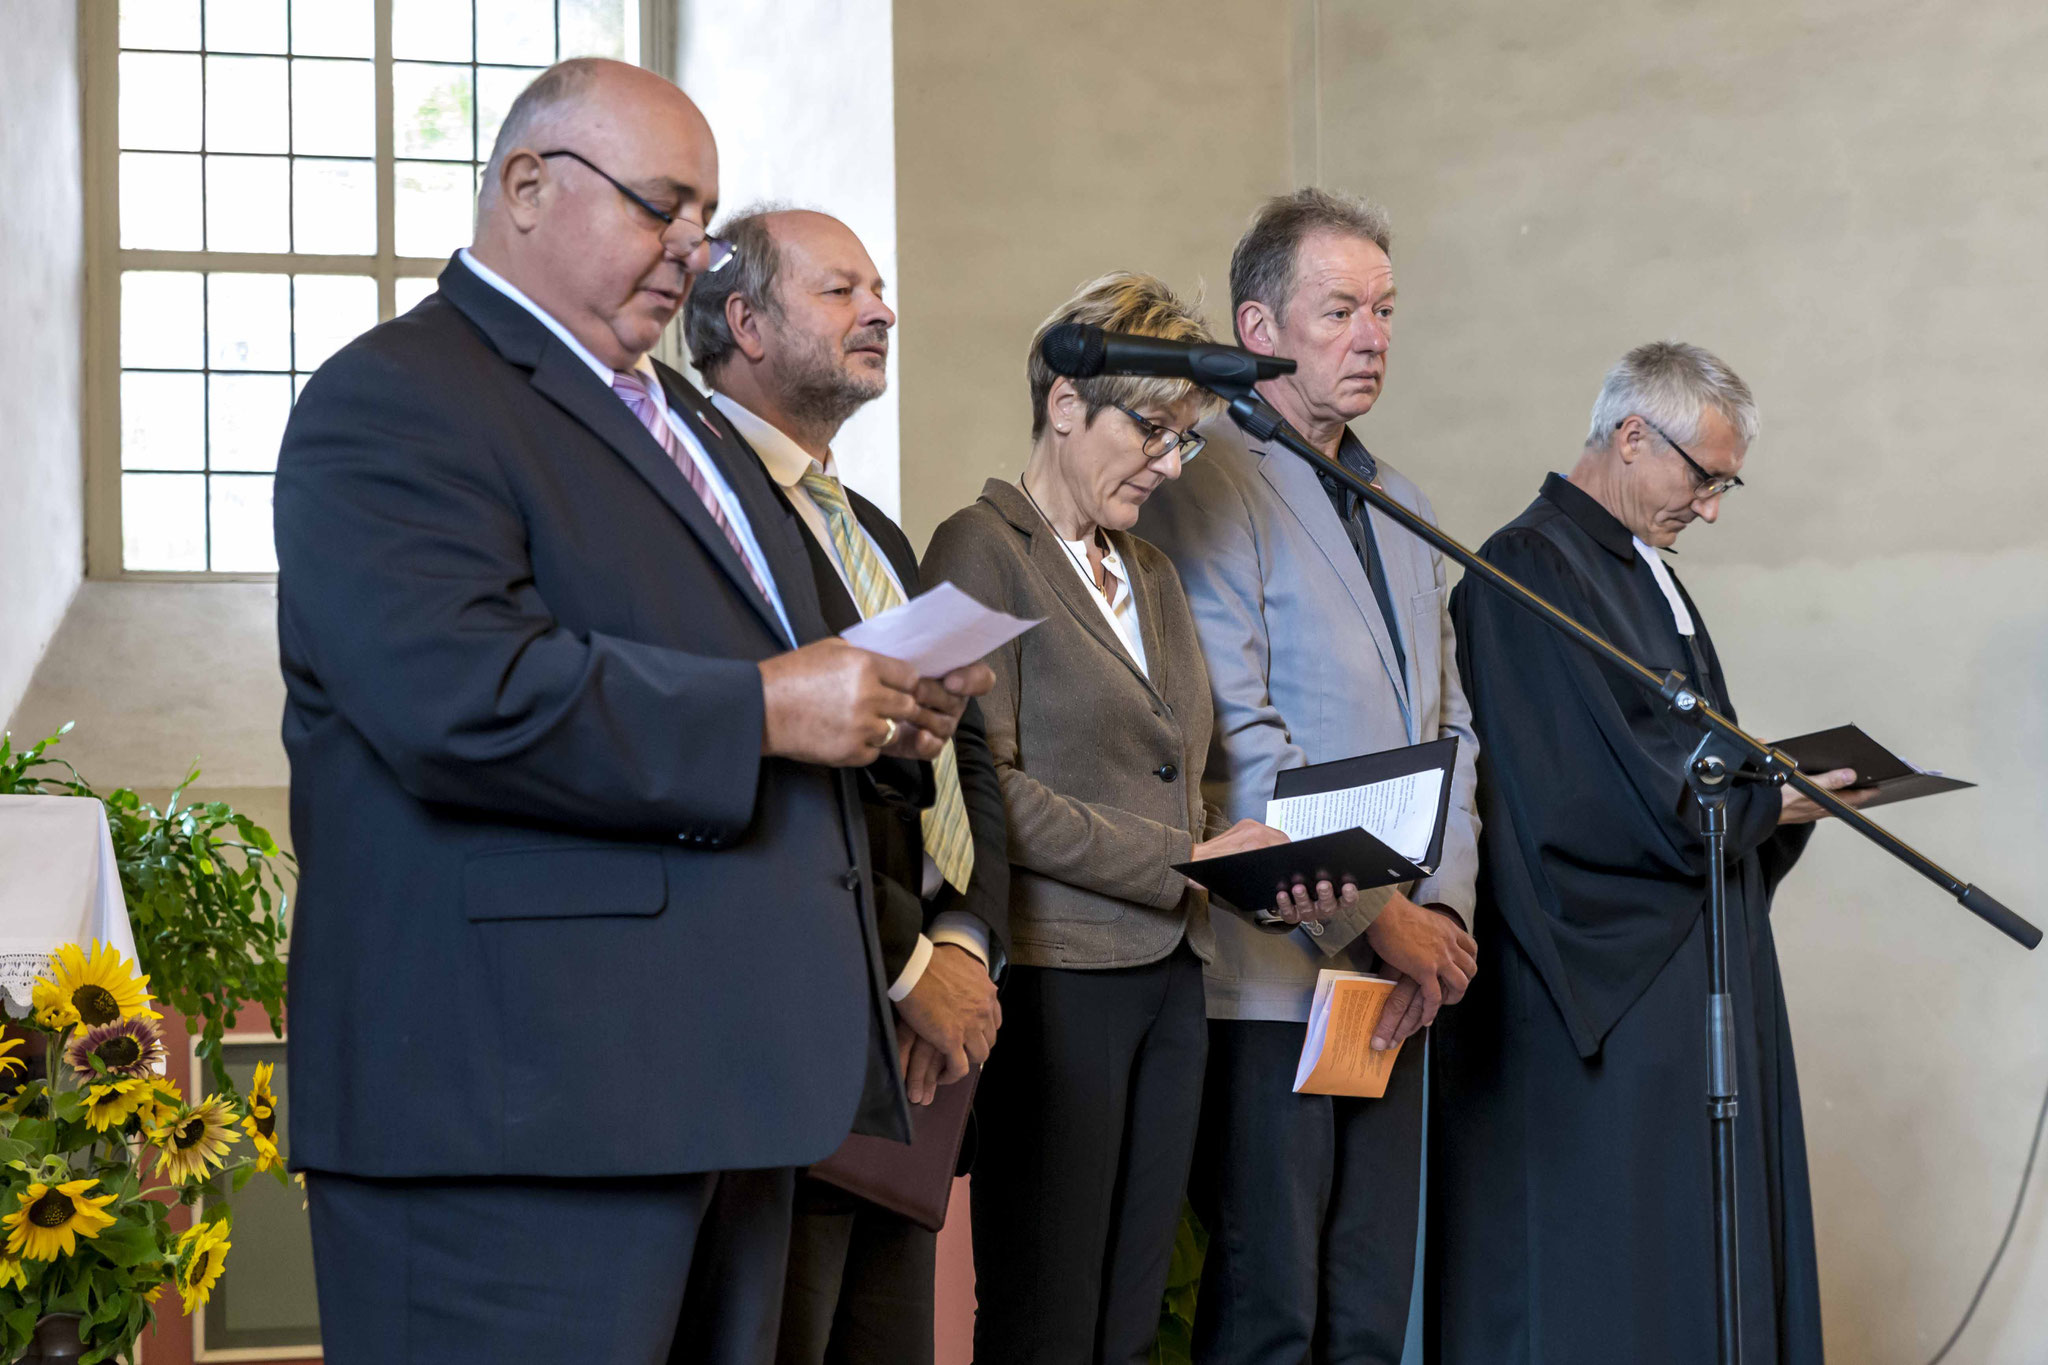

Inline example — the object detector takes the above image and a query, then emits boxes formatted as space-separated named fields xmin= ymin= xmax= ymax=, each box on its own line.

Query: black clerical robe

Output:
xmin=1427 ymin=474 xmax=1823 ymax=1365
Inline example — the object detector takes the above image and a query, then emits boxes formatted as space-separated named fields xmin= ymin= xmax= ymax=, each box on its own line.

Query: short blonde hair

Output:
xmin=1027 ymin=272 xmax=1224 ymax=440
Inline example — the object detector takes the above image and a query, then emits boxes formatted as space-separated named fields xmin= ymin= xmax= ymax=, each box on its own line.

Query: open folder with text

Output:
xmin=1174 ymin=736 xmax=1459 ymax=926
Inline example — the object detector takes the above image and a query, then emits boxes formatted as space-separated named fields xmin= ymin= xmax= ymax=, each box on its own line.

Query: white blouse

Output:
xmin=1057 ymin=534 xmax=1149 ymax=678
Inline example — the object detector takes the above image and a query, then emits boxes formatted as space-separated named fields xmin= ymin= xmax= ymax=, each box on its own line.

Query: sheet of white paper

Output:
xmin=841 ymin=580 xmax=1041 ymax=678
xmin=1294 ymin=971 xmax=1340 ymax=1089
xmin=1264 ymin=768 xmax=1444 ymax=866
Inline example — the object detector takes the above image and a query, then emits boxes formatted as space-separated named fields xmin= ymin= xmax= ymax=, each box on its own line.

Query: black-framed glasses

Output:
xmin=1114 ymin=404 xmax=1206 ymax=462
xmin=1623 ymin=417 xmax=1745 ymax=499
xmin=538 ymin=149 xmax=734 ymax=272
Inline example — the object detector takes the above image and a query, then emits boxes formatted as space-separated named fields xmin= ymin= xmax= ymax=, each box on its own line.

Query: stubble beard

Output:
xmin=781 ymin=326 xmax=888 ymax=431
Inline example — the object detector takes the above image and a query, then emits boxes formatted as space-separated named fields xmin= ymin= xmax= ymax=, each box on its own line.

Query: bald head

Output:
xmin=479 ymin=60 xmax=710 ymax=217
xmin=471 ymin=58 xmax=720 ymax=370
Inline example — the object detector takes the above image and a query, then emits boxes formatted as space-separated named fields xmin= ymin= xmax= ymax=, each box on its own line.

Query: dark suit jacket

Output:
xmin=273 ymin=254 xmax=909 ymax=1179
xmin=786 ymin=483 xmax=1009 ymax=986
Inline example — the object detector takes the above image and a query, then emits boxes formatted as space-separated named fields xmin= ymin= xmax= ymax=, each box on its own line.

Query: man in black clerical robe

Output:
xmin=1426 ymin=342 xmax=1868 ymax=1365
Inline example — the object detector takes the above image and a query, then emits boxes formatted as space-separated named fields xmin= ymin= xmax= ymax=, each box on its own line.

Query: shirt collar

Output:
xmin=709 ymin=392 xmax=834 ymax=488
xmin=1335 ymin=428 xmax=1378 ymax=479
xmin=457 ymin=248 xmax=663 ymax=395
xmin=1059 ymin=535 xmax=1130 ymax=609
xmin=1540 ymin=471 xmax=1637 ymax=562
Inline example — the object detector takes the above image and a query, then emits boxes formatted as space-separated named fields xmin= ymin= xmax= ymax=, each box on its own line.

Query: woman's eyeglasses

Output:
xmin=1114 ymin=404 xmax=1206 ymax=462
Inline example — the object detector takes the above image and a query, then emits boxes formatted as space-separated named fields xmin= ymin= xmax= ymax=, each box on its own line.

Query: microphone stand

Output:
xmin=1198 ymin=375 xmax=2040 ymax=1365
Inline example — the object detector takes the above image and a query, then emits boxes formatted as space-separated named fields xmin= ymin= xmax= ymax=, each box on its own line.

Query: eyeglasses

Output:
xmin=1623 ymin=417 xmax=1745 ymax=499
xmin=1114 ymin=404 xmax=1206 ymax=462
xmin=538 ymin=149 xmax=735 ymax=272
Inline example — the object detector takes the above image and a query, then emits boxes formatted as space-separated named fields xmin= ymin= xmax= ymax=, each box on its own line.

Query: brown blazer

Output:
xmin=920 ymin=478 xmax=1225 ymax=971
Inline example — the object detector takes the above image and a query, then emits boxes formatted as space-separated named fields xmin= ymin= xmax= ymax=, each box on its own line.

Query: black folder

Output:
xmin=1770 ymin=724 xmax=1974 ymax=809
xmin=1175 ymin=738 xmax=1459 ymax=924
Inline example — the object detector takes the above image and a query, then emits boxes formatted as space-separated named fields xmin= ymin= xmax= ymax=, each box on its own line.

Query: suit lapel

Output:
xmin=1254 ymin=442 xmax=1407 ymax=710
xmin=437 ymin=255 xmax=793 ymax=646
xmin=1364 ymin=499 xmax=1427 ymax=731
xmin=1111 ymin=529 xmax=1170 ymax=704
xmin=523 ymin=349 xmax=790 ymax=645
xmin=800 ymin=528 xmax=864 ymax=634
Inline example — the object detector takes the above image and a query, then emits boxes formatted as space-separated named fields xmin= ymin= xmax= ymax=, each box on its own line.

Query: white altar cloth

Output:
xmin=0 ymin=795 xmax=140 ymax=1014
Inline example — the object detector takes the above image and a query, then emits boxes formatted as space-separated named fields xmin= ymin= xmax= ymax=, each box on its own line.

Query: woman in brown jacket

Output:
xmin=922 ymin=273 xmax=1345 ymax=1364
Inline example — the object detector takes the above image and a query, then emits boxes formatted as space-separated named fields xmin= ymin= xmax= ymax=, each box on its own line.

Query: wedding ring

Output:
xmin=880 ymin=717 xmax=899 ymax=748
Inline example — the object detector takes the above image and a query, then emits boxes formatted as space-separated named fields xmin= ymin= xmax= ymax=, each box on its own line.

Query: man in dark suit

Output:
xmin=682 ymin=207 xmax=1008 ymax=1365
xmin=273 ymin=59 xmax=991 ymax=1365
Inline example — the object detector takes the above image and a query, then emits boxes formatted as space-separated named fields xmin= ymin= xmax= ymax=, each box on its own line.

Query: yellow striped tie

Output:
xmin=801 ymin=469 xmax=976 ymax=893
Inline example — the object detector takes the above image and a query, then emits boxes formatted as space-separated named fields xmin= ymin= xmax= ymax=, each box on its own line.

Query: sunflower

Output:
xmin=32 ymin=942 xmax=158 ymax=1031
xmin=83 ymin=1079 xmax=150 ymax=1133
xmin=0 ymin=1256 xmax=25 ymax=1291
xmin=135 ymin=1075 xmax=184 ymax=1128
xmin=151 ymin=1095 xmax=241 ymax=1185
xmin=0 ymin=1036 xmax=23 ymax=1081
xmin=242 ymin=1062 xmax=282 ymax=1172
xmin=64 ymin=1015 xmax=166 ymax=1084
xmin=2 ymin=1179 xmax=118 ymax=1261
xmin=175 ymin=1220 xmax=231 ymax=1313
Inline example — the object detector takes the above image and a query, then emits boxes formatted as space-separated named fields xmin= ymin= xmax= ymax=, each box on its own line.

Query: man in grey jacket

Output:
xmin=1138 ymin=188 xmax=1480 ymax=1363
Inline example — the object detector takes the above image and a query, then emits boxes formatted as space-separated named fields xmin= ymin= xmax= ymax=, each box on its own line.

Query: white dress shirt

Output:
xmin=457 ymin=249 xmax=797 ymax=646
xmin=1056 ymin=534 xmax=1148 ymax=678
xmin=712 ymin=392 xmax=997 ymax=997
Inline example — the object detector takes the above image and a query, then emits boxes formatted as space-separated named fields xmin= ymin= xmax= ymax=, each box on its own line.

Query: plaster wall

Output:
xmin=892 ymin=0 xmax=1296 ymax=546
xmin=0 ymin=4 xmax=85 ymax=726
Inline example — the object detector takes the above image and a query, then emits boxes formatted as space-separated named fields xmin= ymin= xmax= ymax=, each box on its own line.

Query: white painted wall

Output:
xmin=674 ymin=0 xmax=901 ymax=517
xmin=0 ymin=3 xmax=84 ymax=727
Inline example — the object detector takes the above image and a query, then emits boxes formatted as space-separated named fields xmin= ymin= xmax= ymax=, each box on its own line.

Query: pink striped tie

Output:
xmin=612 ymin=369 xmax=773 ymax=603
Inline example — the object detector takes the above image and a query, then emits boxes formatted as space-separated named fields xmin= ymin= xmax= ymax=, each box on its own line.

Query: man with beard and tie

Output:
xmin=1428 ymin=342 xmax=1872 ymax=1365
xmin=683 ymin=208 xmax=1010 ymax=1365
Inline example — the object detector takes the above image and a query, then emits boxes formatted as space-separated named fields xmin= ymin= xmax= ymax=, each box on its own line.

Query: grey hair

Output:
xmin=478 ymin=58 xmax=605 ymax=208
xmin=1228 ymin=187 xmax=1393 ymax=342
xmin=680 ymin=204 xmax=795 ymax=379
xmin=1585 ymin=341 xmax=1760 ymax=449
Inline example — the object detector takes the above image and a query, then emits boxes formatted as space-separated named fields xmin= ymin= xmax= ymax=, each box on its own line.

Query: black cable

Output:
xmin=1925 ymin=1067 xmax=2048 ymax=1364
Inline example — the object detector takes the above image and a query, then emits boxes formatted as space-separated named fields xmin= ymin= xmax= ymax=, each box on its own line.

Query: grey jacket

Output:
xmin=1137 ymin=418 xmax=1480 ymax=1021
xmin=920 ymin=478 xmax=1226 ymax=971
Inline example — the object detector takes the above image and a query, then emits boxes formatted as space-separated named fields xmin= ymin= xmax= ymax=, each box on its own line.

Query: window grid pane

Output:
xmin=119 ymin=270 xmax=378 ymax=569
xmin=115 ymin=1 xmax=636 ymax=573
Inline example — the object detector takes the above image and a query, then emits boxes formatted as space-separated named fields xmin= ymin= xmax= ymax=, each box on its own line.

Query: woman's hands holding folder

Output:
xmin=1365 ymin=893 xmax=1478 ymax=1049
xmin=1187 ymin=821 xmax=1352 ymax=926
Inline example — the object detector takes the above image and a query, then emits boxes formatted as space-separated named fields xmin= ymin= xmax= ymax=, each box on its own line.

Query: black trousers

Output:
xmin=307 ymin=1167 xmax=794 ymax=1365
xmin=776 ymin=1174 xmax=936 ymax=1365
xmin=970 ymin=944 xmax=1209 ymax=1365
xmin=1190 ymin=1020 xmax=1426 ymax=1365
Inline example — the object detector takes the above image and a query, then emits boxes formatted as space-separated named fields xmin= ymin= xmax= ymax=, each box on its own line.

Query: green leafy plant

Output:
xmin=1151 ymin=1201 xmax=1208 ymax=1365
xmin=0 ymin=725 xmax=293 ymax=1094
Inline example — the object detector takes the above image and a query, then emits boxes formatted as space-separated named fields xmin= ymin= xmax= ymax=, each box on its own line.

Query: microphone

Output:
xmin=1039 ymin=323 xmax=1296 ymax=388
